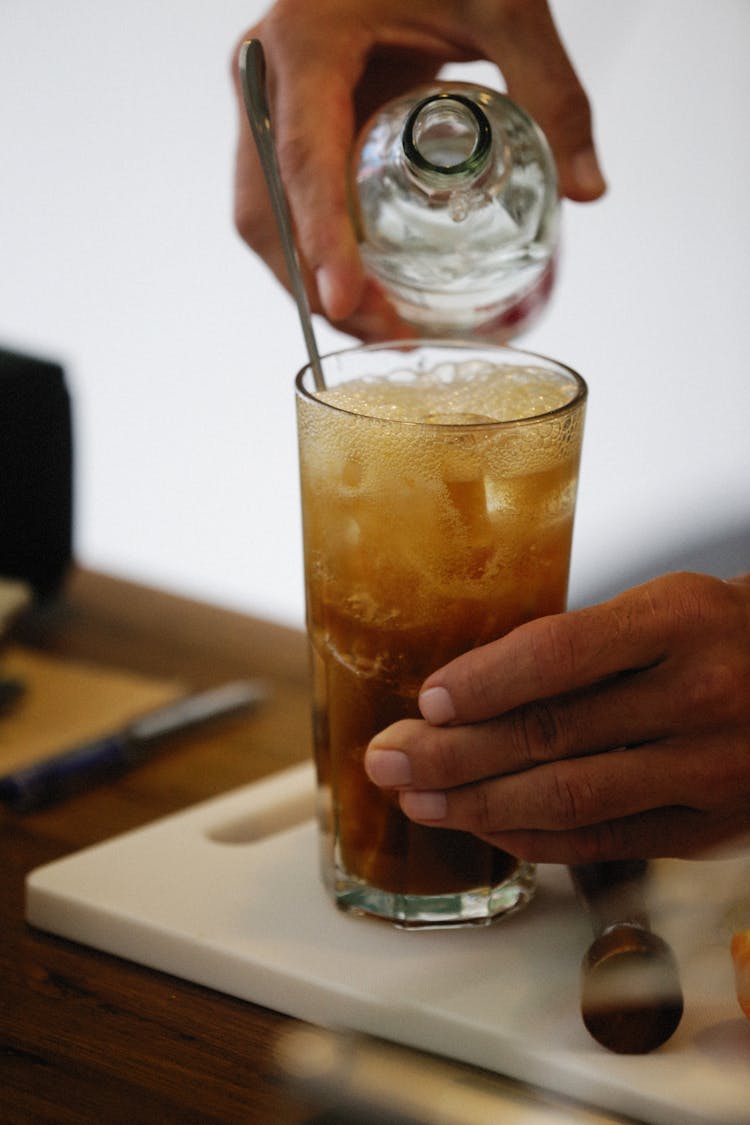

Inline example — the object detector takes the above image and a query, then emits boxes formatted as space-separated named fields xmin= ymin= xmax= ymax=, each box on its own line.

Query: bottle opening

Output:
xmin=402 ymin=93 xmax=491 ymax=177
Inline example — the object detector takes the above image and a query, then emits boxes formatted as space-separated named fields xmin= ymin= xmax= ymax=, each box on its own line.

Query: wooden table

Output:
xmin=2 ymin=567 xmax=321 ymax=1124
xmin=2 ymin=568 xmax=625 ymax=1125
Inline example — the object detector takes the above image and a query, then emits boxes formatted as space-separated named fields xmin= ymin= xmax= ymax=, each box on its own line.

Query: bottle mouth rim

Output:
xmin=402 ymin=92 xmax=492 ymax=177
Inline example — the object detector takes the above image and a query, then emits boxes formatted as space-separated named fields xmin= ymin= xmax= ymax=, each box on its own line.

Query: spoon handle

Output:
xmin=239 ymin=40 xmax=325 ymax=390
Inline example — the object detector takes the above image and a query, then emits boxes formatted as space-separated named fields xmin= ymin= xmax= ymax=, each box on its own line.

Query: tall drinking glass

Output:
xmin=295 ymin=341 xmax=587 ymax=928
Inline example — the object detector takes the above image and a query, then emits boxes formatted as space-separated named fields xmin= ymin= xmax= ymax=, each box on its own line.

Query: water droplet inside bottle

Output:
xmin=449 ymin=192 xmax=470 ymax=222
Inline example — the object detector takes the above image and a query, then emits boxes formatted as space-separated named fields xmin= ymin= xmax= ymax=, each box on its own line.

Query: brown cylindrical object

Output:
xmin=569 ymin=861 xmax=684 ymax=1054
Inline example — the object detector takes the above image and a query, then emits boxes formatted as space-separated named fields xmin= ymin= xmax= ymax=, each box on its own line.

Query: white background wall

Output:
xmin=2 ymin=1 xmax=748 ymax=628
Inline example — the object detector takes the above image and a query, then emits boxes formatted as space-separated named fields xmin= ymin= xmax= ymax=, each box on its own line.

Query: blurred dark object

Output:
xmin=0 ymin=676 xmax=25 ymax=715
xmin=275 ymin=1026 xmax=603 ymax=1125
xmin=570 ymin=861 xmax=684 ymax=1054
xmin=0 ymin=577 xmax=32 ymax=639
xmin=0 ymin=347 xmax=73 ymax=601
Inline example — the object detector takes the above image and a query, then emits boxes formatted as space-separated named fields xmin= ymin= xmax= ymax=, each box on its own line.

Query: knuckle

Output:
xmin=276 ymin=128 xmax=311 ymax=182
xmin=259 ymin=0 xmax=306 ymax=53
xmin=672 ymin=574 xmax=718 ymax=627
xmin=538 ymin=84 xmax=593 ymax=155
xmin=528 ymin=615 xmax=578 ymax=686
xmin=468 ymin=783 xmax=496 ymax=836
xmin=628 ymin=571 xmax=750 ymax=662
xmin=456 ymin=659 xmax=499 ymax=719
xmin=507 ymin=702 xmax=561 ymax=766
xmin=563 ymin=819 xmax=624 ymax=865
xmin=433 ymin=731 xmax=467 ymax=786
xmin=657 ymin=571 xmax=737 ymax=635
xmin=546 ymin=763 xmax=597 ymax=828
xmin=681 ymin=660 xmax=744 ymax=719
xmin=491 ymin=0 xmax=533 ymax=31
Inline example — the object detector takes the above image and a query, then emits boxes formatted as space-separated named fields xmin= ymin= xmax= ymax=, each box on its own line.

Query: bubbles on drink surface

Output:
xmin=297 ymin=357 xmax=585 ymax=639
xmin=314 ymin=360 xmax=576 ymax=423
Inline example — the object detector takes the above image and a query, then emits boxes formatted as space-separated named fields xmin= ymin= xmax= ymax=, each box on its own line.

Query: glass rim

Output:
xmin=294 ymin=338 xmax=587 ymax=430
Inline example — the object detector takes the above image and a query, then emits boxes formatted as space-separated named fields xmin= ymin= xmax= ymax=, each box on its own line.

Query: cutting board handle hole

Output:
xmin=205 ymin=790 xmax=315 ymax=844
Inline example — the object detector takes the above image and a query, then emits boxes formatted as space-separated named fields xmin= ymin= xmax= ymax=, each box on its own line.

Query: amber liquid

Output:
xmin=298 ymin=359 xmax=584 ymax=906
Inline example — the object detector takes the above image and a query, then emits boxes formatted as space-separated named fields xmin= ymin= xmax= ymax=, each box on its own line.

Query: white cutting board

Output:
xmin=26 ymin=763 xmax=750 ymax=1125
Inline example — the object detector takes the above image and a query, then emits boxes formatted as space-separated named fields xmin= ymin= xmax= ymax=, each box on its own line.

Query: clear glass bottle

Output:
xmin=350 ymin=82 xmax=560 ymax=341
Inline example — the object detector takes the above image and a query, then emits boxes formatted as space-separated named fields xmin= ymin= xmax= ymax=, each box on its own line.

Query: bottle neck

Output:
xmin=401 ymin=92 xmax=492 ymax=187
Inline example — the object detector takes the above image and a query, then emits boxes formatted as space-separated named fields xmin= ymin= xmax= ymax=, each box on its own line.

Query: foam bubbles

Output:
xmin=315 ymin=361 xmax=576 ymax=424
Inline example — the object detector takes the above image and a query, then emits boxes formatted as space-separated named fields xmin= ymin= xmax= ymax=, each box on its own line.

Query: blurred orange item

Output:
xmin=730 ymin=931 xmax=750 ymax=1019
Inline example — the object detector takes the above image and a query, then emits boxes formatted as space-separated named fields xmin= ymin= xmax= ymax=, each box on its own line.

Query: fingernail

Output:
xmin=571 ymin=148 xmax=606 ymax=197
xmin=419 ymin=686 xmax=455 ymax=725
xmin=401 ymin=790 xmax=447 ymax=822
xmin=315 ymin=266 xmax=337 ymax=318
xmin=364 ymin=748 xmax=412 ymax=787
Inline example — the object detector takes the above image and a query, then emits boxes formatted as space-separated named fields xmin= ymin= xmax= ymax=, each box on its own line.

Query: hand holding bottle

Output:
xmin=231 ymin=0 xmax=606 ymax=341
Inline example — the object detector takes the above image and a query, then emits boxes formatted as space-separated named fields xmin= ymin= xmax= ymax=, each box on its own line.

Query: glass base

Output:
xmin=332 ymin=862 xmax=536 ymax=930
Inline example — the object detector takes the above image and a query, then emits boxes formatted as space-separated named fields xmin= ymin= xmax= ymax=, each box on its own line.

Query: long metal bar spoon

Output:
xmin=238 ymin=39 xmax=326 ymax=392
xmin=570 ymin=860 xmax=684 ymax=1054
